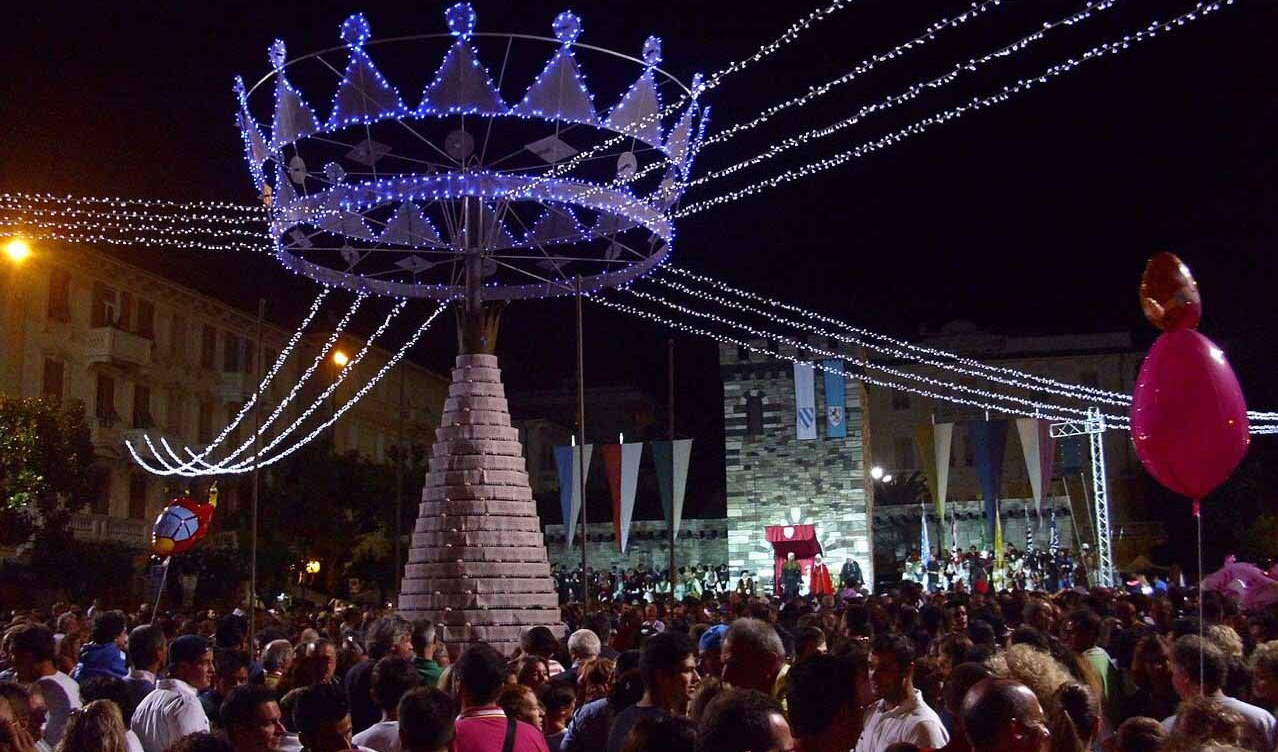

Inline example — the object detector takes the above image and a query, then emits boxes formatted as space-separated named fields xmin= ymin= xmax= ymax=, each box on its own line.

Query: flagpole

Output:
xmin=575 ymin=275 xmax=590 ymax=613
xmin=667 ymin=339 xmax=677 ymax=594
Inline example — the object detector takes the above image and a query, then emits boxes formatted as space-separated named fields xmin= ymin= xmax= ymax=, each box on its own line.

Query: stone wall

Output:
xmin=544 ymin=519 xmax=728 ymax=572
xmin=720 ymin=338 xmax=873 ymax=594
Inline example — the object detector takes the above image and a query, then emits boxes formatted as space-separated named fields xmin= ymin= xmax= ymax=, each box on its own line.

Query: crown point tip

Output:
xmin=445 ymin=3 xmax=477 ymax=38
xmin=553 ymin=11 xmax=582 ymax=44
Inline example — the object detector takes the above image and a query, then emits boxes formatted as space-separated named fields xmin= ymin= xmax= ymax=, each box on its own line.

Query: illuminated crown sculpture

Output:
xmin=235 ymin=5 xmax=708 ymax=653
xmin=235 ymin=3 xmax=708 ymax=302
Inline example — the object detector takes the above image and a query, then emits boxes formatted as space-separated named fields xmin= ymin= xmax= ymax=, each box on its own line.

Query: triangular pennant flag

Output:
xmin=664 ymin=103 xmax=696 ymax=174
xmin=602 ymin=443 xmax=642 ymax=553
xmin=525 ymin=207 xmax=583 ymax=246
xmin=652 ymin=439 xmax=692 ymax=538
xmin=513 ymin=47 xmax=598 ymax=124
xmin=273 ymin=78 xmax=321 ymax=148
xmin=605 ymin=70 xmax=662 ymax=146
xmin=968 ymin=420 xmax=1009 ymax=544
xmin=328 ymin=51 xmax=405 ymax=127
xmin=420 ymin=42 xmax=508 ymax=116
xmin=554 ymin=444 xmax=592 ymax=547
xmin=934 ymin=423 xmax=953 ymax=521
xmin=380 ymin=202 xmax=442 ymax=247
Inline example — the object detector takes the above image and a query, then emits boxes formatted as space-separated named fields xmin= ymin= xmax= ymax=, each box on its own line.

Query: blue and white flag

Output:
xmin=920 ymin=504 xmax=931 ymax=562
xmin=554 ymin=443 xmax=593 ymax=547
xmin=1049 ymin=508 xmax=1060 ymax=553
xmin=822 ymin=359 xmax=847 ymax=438
xmin=794 ymin=362 xmax=817 ymax=440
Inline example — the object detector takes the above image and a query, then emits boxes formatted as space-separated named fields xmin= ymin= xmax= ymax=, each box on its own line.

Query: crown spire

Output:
xmin=420 ymin=3 xmax=508 ymax=116
xmin=327 ymin=14 xmax=406 ymax=128
xmin=268 ymin=39 xmax=321 ymax=149
xmin=604 ymin=35 xmax=663 ymax=146
xmin=512 ymin=11 xmax=598 ymax=125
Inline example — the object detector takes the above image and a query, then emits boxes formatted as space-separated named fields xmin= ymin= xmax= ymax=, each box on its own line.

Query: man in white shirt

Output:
xmin=1162 ymin=635 xmax=1277 ymax=752
xmin=352 ymin=656 xmax=421 ymax=752
xmin=9 ymin=625 xmax=81 ymax=748
xmin=854 ymin=633 xmax=948 ymax=752
xmin=131 ymin=634 xmax=213 ymax=752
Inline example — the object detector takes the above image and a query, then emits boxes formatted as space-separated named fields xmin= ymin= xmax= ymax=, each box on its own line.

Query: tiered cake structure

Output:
xmin=398 ymin=354 xmax=560 ymax=652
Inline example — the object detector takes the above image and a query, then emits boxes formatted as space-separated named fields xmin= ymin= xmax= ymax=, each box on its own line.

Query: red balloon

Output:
xmin=1130 ymin=329 xmax=1249 ymax=500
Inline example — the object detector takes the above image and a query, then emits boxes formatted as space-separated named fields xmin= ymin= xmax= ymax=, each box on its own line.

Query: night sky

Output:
xmin=3 ymin=1 xmax=1277 ymax=528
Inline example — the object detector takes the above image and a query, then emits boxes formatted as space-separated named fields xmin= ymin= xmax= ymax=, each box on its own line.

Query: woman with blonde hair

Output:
xmin=53 ymin=700 xmax=128 ymax=752
xmin=576 ymin=658 xmax=615 ymax=705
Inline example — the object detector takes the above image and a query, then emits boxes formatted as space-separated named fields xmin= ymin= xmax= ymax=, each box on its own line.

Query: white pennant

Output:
xmin=618 ymin=442 xmax=642 ymax=553
xmin=934 ymin=422 xmax=953 ymax=511
xmin=1016 ymin=418 xmax=1045 ymax=516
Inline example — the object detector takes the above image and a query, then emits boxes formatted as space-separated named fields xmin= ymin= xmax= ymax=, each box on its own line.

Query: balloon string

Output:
xmin=1195 ymin=499 xmax=1204 ymax=695
xmin=153 ymin=556 xmax=171 ymax=620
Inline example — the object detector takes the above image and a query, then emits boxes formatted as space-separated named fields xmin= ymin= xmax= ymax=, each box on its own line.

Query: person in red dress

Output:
xmin=808 ymin=554 xmax=834 ymax=597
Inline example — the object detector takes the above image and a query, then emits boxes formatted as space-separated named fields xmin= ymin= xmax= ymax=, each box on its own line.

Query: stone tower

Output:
xmin=720 ymin=337 xmax=874 ymax=594
xmin=398 ymin=352 xmax=562 ymax=655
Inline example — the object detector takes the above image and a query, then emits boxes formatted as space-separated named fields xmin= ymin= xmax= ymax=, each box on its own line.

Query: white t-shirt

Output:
xmin=36 ymin=670 xmax=83 ymax=748
xmin=854 ymin=688 xmax=949 ymax=752
xmin=130 ymin=678 xmax=211 ymax=752
xmin=352 ymin=720 xmax=402 ymax=752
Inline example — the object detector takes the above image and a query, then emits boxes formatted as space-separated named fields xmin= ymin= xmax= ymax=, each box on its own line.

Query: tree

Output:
xmin=0 ymin=396 xmax=96 ymax=548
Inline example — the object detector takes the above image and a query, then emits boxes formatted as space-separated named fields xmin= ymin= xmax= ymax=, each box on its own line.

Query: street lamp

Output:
xmin=3 ymin=238 xmax=32 ymax=264
xmin=331 ymin=349 xmax=350 ymax=368
xmin=329 ymin=349 xmax=348 ymax=446
xmin=870 ymin=466 xmax=885 ymax=480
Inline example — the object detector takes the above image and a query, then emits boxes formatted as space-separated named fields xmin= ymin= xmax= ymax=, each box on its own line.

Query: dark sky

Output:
xmin=3 ymin=0 xmax=1277 ymax=520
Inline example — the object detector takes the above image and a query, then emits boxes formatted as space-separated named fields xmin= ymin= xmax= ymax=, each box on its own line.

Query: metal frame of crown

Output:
xmin=234 ymin=3 xmax=709 ymax=301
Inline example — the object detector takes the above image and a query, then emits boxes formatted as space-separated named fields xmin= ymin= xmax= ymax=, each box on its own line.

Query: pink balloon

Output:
xmin=1130 ymin=329 xmax=1249 ymax=500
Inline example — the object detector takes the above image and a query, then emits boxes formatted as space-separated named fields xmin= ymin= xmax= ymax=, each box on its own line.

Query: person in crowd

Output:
xmin=396 ymin=688 xmax=455 ymax=752
xmin=220 ymin=684 xmax=287 ymax=752
xmin=934 ymin=663 xmax=994 ymax=752
xmin=694 ymin=688 xmax=793 ymax=752
xmin=539 ymin=682 xmax=575 ymax=752
xmin=1163 ymin=635 xmax=1277 ymax=752
xmin=1110 ymin=716 xmax=1166 ymax=752
xmin=1045 ymin=682 xmax=1099 ymax=752
xmin=793 ymin=626 xmax=826 ymax=664
xmin=261 ymin=641 xmax=294 ymax=692
xmin=201 ymin=650 xmax=249 ymax=728
xmin=586 ymin=614 xmax=620 ymax=661
xmin=786 ymin=653 xmax=865 ymax=752
xmin=1164 ymin=694 xmax=1247 ymax=752
xmin=125 ymin=626 xmax=166 ymax=717
xmin=515 ymin=656 xmax=551 ymax=693
xmin=9 ymin=625 xmax=81 ymax=748
xmin=559 ymin=630 xmax=601 ymax=689
xmin=70 ymin=610 xmax=128 ymax=683
xmin=960 ymin=678 xmax=1051 ymax=752
xmin=53 ymin=632 xmax=81 ymax=679
xmin=574 ymin=658 xmax=613 ymax=705
xmin=409 ymin=622 xmax=441 ymax=689
xmin=606 ymin=631 xmax=698 ymax=752
xmin=720 ymin=619 xmax=784 ymax=696
xmin=1248 ymin=639 xmax=1278 ymax=713
xmin=0 ymin=694 xmax=37 ymax=752
xmin=1120 ymin=633 xmax=1176 ymax=722
xmin=1062 ymin=609 xmax=1118 ymax=711
xmin=346 ymin=615 xmax=414 ymax=735
xmin=54 ymin=699 xmax=129 ymax=752
xmin=80 ymin=676 xmax=149 ymax=750
xmin=351 ymin=656 xmax=420 ymax=752
xmin=560 ymin=650 xmax=640 ymax=752
xmin=453 ymin=643 xmax=548 ymax=752
xmin=131 ymin=634 xmax=213 ymax=752
xmin=696 ymin=625 xmax=728 ymax=681
xmin=855 ymin=633 xmax=947 ymax=751
xmin=519 ymin=628 xmax=566 ymax=678
xmin=0 ymin=683 xmax=44 ymax=752
xmin=162 ymin=732 xmax=235 ymax=752
xmin=499 ymin=684 xmax=545 ymax=730
xmin=292 ymin=684 xmax=356 ymax=752
xmin=620 ymin=715 xmax=695 ymax=752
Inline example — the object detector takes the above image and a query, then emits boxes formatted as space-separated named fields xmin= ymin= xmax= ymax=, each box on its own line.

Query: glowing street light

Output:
xmin=882 ymin=474 xmax=894 ymax=483
xmin=305 ymin=560 xmax=321 ymax=574
xmin=870 ymin=466 xmax=885 ymax=480
xmin=331 ymin=349 xmax=350 ymax=368
xmin=3 ymin=238 xmax=32 ymax=264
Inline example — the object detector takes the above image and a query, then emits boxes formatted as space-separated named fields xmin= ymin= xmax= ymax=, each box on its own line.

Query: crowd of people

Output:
xmin=0 ymin=573 xmax=1275 ymax=752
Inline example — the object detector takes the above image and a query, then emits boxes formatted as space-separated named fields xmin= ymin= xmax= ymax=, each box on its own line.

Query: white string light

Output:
xmin=619 ymin=284 xmax=1125 ymax=425
xmin=678 ymin=0 xmax=1237 ymax=216
xmin=0 ymin=193 xmax=263 ymax=214
xmin=653 ymin=267 xmax=1131 ymax=405
xmin=128 ymin=292 xmax=370 ymax=475
xmin=691 ymin=0 xmax=1122 ymax=190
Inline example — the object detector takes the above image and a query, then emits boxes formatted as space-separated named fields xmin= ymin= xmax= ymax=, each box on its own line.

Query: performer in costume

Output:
xmin=781 ymin=552 xmax=804 ymax=599
xmin=737 ymin=570 xmax=756 ymax=596
xmin=840 ymin=558 xmax=864 ymax=592
xmin=809 ymin=554 xmax=834 ymax=597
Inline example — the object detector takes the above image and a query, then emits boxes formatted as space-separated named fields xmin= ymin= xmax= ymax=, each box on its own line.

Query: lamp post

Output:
xmin=330 ymin=349 xmax=348 ymax=446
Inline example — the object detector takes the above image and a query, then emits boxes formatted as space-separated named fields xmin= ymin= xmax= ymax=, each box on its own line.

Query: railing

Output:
xmin=70 ymin=513 xmax=149 ymax=548
xmin=85 ymin=326 xmax=153 ymax=368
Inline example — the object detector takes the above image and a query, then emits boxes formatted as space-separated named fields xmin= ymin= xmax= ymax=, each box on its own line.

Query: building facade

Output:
xmin=719 ymin=337 xmax=873 ymax=594
xmin=0 ymin=244 xmax=448 ymax=552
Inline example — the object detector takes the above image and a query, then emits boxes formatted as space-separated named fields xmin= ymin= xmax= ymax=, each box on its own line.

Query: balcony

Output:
xmin=70 ymin=513 xmax=149 ymax=548
xmin=85 ymin=327 xmax=152 ymax=368
xmin=90 ymin=414 xmax=123 ymax=453
xmin=218 ymin=371 xmax=259 ymax=403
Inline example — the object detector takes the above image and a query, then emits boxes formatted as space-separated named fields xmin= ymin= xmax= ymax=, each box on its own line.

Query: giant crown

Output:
xmin=235 ymin=4 xmax=708 ymax=301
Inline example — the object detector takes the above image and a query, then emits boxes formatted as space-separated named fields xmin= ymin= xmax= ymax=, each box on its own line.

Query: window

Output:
xmin=223 ymin=332 xmax=242 ymax=373
xmin=90 ymin=282 xmax=118 ymax=328
xmin=891 ymin=391 xmax=911 ymax=410
xmin=198 ymin=401 xmax=214 ymax=444
xmin=132 ymin=384 xmax=153 ymax=429
xmin=200 ymin=325 xmax=217 ymax=370
xmin=128 ymin=474 xmax=148 ymax=520
xmin=745 ymin=394 xmax=764 ymax=436
xmin=95 ymin=374 xmax=117 ymax=423
xmin=92 ymin=473 xmax=111 ymax=515
xmin=118 ymin=291 xmax=134 ymax=331
xmin=42 ymin=358 xmax=64 ymax=401
xmin=47 ymin=268 xmax=71 ymax=323
xmin=135 ymin=299 xmax=155 ymax=339
xmin=166 ymin=389 xmax=184 ymax=435
xmin=894 ymin=437 xmax=916 ymax=470
xmin=170 ymin=315 xmax=188 ymax=363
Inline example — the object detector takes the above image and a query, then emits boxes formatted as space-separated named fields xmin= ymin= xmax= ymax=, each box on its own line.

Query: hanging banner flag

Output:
xmin=601 ymin=442 xmax=643 ymax=553
xmin=1049 ymin=508 xmax=1061 ymax=553
xmin=920 ymin=503 xmax=931 ymax=562
xmin=822 ymin=360 xmax=847 ymax=438
xmin=968 ymin=420 xmax=1009 ymax=545
xmin=935 ymin=422 xmax=954 ymax=520
xmin=652 ymin=439 xmax=693 ymax=538
xmin=794 ymin=362 xmax=817 ymax=440
xmin=553 ymin=444 xmax=593 ymax=547
xmin=1016 ymin=418 xmax=1057 ymax=518
xmin=1025 ymin=504 xmax=1035 ymax=551
xmin=914 ymin=424 xmax=940 ymax=551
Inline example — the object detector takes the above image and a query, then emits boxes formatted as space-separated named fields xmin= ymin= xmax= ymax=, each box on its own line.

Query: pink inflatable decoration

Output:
xmin=1201 ymin=556 xmax=1278 ymax=612
xmin=1130 ymin=329 xmax=1249 ymax=500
